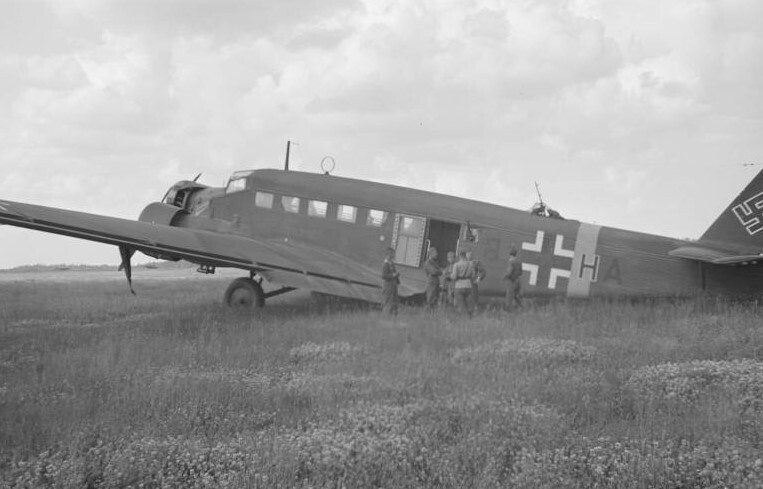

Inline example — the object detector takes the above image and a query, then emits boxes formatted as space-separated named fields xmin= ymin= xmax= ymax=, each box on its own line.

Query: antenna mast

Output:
xmin=534 ymin=181 xmax=544 ymax=207
xmin=284 ymin=140 xmax=291 ymax=171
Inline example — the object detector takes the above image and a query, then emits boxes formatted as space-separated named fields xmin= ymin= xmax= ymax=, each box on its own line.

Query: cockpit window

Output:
xmin=226 ymin=178 xmax=247 ymax=194
xmin=229 ymin=169 xmax=254 ymax=180
xmin=164 ymin=189 xmax=178 ymax=205
xmin=224 ymin=170 xmax=254 ymax=194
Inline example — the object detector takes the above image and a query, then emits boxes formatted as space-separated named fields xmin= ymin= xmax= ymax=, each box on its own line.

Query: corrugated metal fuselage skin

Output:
xmin=192 ymin=169 xmax=763 ymax=301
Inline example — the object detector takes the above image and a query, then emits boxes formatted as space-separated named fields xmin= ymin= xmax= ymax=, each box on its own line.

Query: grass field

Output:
xmin=1 ymin=273 xmax=763 ymax=488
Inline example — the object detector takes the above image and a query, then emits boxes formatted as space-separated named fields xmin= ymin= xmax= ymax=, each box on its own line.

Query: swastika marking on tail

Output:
xmin=732 ymin=191 xmax=763 ymax=235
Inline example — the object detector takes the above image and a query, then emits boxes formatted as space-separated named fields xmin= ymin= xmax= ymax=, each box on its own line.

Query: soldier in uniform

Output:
xmin=381 ymin=246 xmax=400 ymax=315
xmin=503 ymin=246 xmax=523 ymax=311
xmin=440 ymin=251 xmax=456 ymax=306
xmin=465 ymin=250 xmax=486 ymax=311
xmin=423 ymin=247 xmax=442 ymax=309
xmin=451 ymin=250 xmax=474 ymax=317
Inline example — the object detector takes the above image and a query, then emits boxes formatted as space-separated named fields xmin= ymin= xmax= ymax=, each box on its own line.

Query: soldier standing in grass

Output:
xmin=504 ymin=246 xmax=523 ymax=311
xmin=381 ymin=246 xmax=400 ymax=315
xmin=440 ymin=251 xmax=456 ymax=306
xmin=466 ymin=250 xmax=486 ymax=312
xmin=451 ymin=250 xmax=474 ymax=317
xmin=423 ymin=247 xmax=442 ymax=309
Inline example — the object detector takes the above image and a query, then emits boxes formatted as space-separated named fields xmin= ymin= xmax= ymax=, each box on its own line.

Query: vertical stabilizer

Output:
xmin=701 ymin=170 xmax=763 ymax=249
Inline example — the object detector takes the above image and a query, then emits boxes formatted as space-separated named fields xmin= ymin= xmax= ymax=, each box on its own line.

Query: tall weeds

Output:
xmin=1 ymin=279 xmax=762 ymax=487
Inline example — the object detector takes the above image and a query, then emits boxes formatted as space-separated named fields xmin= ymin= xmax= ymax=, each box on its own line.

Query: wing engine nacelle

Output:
xmin=139 ymin=202 xmax=188 ymax=227
xmin=137 ymin=202 xmax=188 ymax=261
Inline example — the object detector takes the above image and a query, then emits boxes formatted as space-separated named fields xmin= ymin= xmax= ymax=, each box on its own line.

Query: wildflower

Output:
xmin=452 ymin=338 xmax=597 ymax=365
xmin=288 ymin=341 xmax=365 ymax=364
xmin=626 ymin=359 xmax=763 ymax=409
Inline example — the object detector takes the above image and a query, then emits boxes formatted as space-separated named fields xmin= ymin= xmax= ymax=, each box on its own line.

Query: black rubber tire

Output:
xmin=223 ymin=277 xmax=265 ymax=308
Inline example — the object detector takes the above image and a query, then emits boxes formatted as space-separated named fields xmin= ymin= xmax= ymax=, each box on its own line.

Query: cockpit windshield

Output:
xmin=226 ymin=170 xmax=254 ymax=194
xmin=164 ymin=188 xmax=178 ymax=205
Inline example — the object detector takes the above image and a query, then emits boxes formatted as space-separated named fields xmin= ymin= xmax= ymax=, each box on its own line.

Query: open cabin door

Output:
xmin=392 ymin=214 xmax=427 ymax=267
xmin=392 ymin=214 xmax=462 ymax=269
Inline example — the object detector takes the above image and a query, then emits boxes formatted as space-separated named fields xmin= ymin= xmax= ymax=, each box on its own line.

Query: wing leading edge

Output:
xmin=0 ymin=199 xmax=407 ymax=302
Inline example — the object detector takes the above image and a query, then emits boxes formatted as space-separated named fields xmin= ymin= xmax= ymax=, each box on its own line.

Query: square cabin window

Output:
xmin=282 ymin=196 xmax=300 ymax=213
xmin=308 ymin=200 xmax=328 ymax=217
xmin=337 ymin=204 xmax=357 ymax=223
xmin=255 ymin=192 xmax=273 ymax=209
xmin=366 ymin=209 xmax=388 ymax=227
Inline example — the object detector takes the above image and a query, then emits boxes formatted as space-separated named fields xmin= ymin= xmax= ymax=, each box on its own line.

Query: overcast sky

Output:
xmin=1 ymin=0 xmax=761 ymax=268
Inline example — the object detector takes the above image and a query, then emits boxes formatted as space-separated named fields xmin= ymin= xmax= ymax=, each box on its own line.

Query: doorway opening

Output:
xmin=426 ymin=220 xmax=462 ymax=267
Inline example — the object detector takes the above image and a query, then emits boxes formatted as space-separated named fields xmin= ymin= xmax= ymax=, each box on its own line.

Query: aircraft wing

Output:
xmin=0 ymin=199 xmax=413 ymax=302
xmin=668 ymin=245 xmax=763 ymax=265
xmin=253 ymin=240 xmax=420 ymax=302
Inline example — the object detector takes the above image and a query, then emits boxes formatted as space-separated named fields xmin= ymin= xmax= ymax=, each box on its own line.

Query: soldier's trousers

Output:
xmin=440 ymin=284 xmax=454 ymax=306
xmin=454 ymin=287 xmax=473 ymax=316
xmin=505 ymin=280 xmax=522 ymax=311
xmin=381 ymin=283 xmax=398 ymax=315
xmin=426 ymin=283 xmax=439 ymax=308
xmin=471 ymin=284 xmax=479 ymax=310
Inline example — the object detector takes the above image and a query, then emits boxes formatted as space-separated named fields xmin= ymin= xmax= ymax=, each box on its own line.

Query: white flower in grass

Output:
xmin=626 ymin=360 xmax=763 ymax=407
xmin=452 ymin=338 xmax=597 ymax=365
xmin=289 ymin=341 xmax=365 ymax=363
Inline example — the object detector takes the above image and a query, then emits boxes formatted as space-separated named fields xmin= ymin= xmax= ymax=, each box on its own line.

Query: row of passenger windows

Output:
xmin=253 ymin=191 xmax=389 ymax=227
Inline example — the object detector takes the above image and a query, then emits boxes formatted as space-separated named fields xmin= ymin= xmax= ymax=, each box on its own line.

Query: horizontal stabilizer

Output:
xmin=669 ymin=245 xmax=763 ymax=265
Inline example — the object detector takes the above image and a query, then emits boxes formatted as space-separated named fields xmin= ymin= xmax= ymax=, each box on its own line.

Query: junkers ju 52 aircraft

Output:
xmin=2 ymin=165 xmax=763 ymax=307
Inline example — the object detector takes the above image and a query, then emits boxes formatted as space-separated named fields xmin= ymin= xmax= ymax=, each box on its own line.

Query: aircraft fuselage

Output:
xmin=166 ymin=169 xmax=763 ymax=301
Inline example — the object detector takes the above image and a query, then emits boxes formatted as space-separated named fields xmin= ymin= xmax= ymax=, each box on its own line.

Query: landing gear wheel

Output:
xmin=224 ymin=277 xmax=265 ymax=308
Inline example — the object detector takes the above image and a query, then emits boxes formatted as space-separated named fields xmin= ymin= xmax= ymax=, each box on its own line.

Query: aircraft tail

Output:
xmin=701 ymin=169 xmax=763 ymax=249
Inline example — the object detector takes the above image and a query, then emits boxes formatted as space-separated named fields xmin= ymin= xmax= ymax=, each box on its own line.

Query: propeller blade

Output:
xmin=119 ymin=245 xmax=137 ymax=295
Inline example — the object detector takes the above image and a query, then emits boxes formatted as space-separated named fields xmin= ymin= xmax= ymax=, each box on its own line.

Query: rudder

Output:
xmin=701 ymin=169 xmax=763 ymax=248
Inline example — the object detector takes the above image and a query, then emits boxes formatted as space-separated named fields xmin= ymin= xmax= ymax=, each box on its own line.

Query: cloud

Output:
xmin=45 ymin=0 xmax=360 ymax=42
xmin=0 ymin=0 xmax=87 ymax=55
xmin=0 ymin=0 xmax=762 ymax=267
